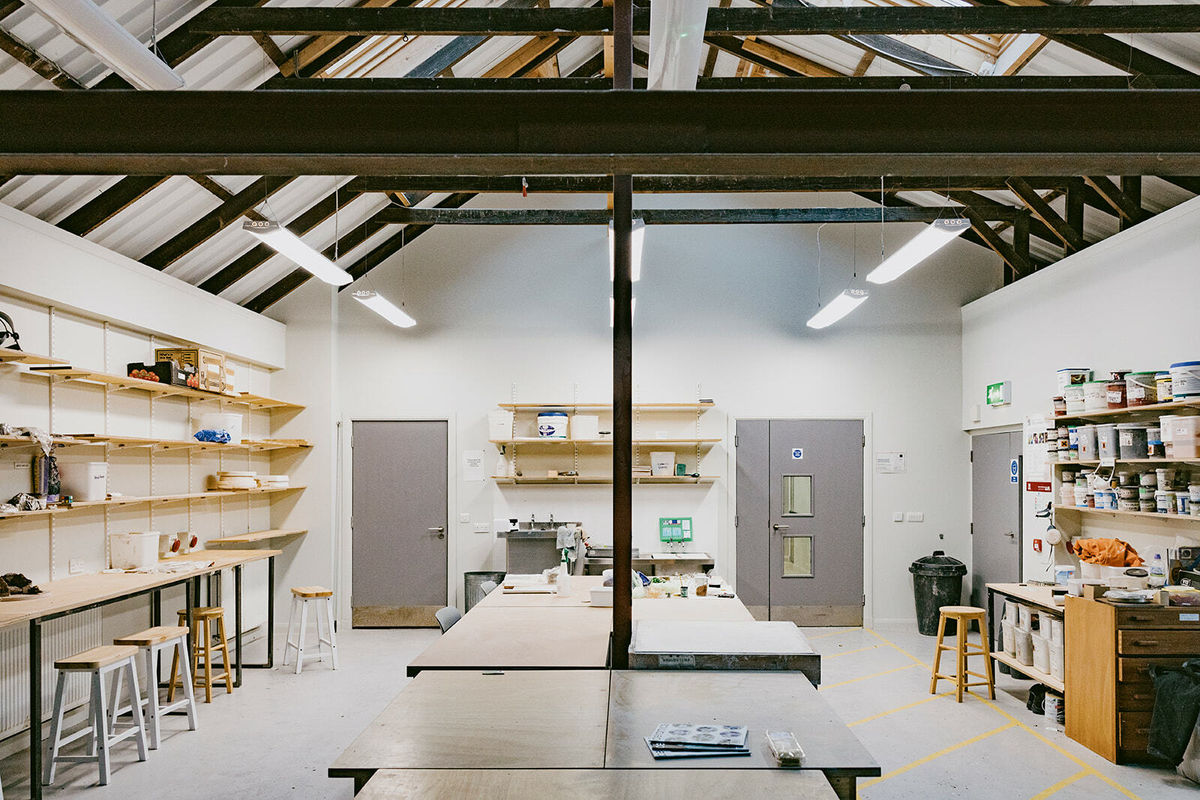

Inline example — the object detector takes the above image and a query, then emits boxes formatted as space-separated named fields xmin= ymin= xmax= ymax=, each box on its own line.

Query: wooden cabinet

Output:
xmin=1065 ymin=596 xmax=1200 ymax=763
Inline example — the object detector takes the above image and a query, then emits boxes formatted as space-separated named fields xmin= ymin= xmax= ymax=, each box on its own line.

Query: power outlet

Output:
xmin=473 ymin=523 xmax=490 ymax=534
xmin=458 ymin=512 xmax=471 ymax=524
xmin=892 ymin=512 xmax=904 ymax=523
xmin=13 ymin=461 xmax=28 ymax=470
xmin=68 ymin=559 xmax=84 ymax=575
xmin=905 ymin=511 xmax=925 ymax=523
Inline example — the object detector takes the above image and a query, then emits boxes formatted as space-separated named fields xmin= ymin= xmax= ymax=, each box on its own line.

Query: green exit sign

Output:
xmin=987 ymin=381 xmax=1012 ymax=407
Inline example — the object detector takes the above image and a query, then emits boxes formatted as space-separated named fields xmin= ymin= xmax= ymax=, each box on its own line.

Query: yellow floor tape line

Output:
xmin=847 ymin=691 xmax=954 ymax=727
xmin=862 ymin=627 xmax=1144 ymax=800
xmin=818 ymin=663 xmax=920 ymax=691
xmin=1028 ymin=769 xmax=1090 ymax=800
xmin=824 ymin=644 xmax=884 ymax=660
xmin=857 ymin=721 xmax=1017 ymax=790
xmin=807 ymin=628 xmax=866 ymax=640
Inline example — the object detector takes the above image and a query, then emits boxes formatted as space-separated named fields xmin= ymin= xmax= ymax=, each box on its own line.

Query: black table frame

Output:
xmin=24 ymin=555 xmax=275 ymax=800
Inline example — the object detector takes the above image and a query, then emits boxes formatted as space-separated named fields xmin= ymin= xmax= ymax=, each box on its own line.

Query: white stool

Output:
xmin=110 ymin=626 xmax=198 ymax=749
xmin=44 ymin=645 xmax=147 ymax=786
xmin=283 ymin=586 xmax=338 ymax=674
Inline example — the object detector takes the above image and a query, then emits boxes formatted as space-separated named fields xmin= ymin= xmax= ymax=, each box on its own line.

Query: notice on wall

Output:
xmin=875 ymin=452 xmax=905 ymax=474
xmin=462 ymin=450 xmax=485 ymax=482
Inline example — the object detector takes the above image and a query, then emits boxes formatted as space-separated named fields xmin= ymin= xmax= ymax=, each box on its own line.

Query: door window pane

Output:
xmin=781 ymin=475 xmax=813 ymax=517
xmin=782 ymin=535 xmax=813 ymax=577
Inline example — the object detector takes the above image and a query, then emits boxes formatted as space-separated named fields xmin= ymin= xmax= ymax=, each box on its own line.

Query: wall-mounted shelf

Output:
xmin=990 ymin=651 xmax=1064 ymax=694
xmin=492 ymin=475 xmax=717 ymax=486
xmin=1050 ymin=398 xmax=1200 ymax=424
xmin=0 ymin=347 xmax=67 ymax=366
xmin=1053 ymin=504 xmax=1199 ymax=524
xmin=1052 ymin=458 xmax=1200 ymax=467
xmin=64 ymin=434 xmax=314 ymax=453
xmin=490 ymin=438 xmax=721 ymax=447
xmin=0 ymin=485 xmax=305 ymax=521
xmin=206 ymin=528 xmax=307 ymax=547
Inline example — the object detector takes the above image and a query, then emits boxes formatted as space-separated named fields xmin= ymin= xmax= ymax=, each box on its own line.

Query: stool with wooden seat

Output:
xmin=284 ymin=586 xmax=338 ymax=674
xmin=173 ymin=607 xmax=232 ymax=703
xmin=43 ymin=645 xmax=147 ymax=787
xmin=109 ymin=626 xmax=198 ymax=748
xmin=929 ymin=606 xmax=996 ymax=702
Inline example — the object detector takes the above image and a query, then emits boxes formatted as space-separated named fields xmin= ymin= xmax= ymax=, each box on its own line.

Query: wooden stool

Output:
xmin=110 ymin=626 xmax=198 ymax=748
xmin=284 ymin=586 xmax=338 ymax=675
xmin=172 ymin=608 xmax=233 ymax=703
xmin=930 ymin=606 xmax=996 ymax=702
xmin=43 ymin=645 xmax=147 ymax=787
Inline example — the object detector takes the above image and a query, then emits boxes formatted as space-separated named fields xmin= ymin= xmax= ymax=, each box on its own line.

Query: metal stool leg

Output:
xmin=326 ymin=596 xmax=338 ymax=670
xmin=295 ymin=600 xmax=309 ymax=675
xmin=42 ymin=672 xmax=68 ymax=785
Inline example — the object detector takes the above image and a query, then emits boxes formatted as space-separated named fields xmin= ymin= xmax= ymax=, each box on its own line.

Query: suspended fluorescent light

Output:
xmin=865 ymin=217 xmax=971 ymax=285
xmin=806 ymin=288 xmax=869 ymax=330
xmin=26 ymin=0 xmax=184 ymax=90
xmin=352 ymin=290 xmax=416 ymax=328
xmin=647 ymin=0 xmax=710 ymax=90
xmin=609 ymin=296 xmax=637 ymax=328
xmin=243 ymin=220 xmax=352 ymax=286
xmin=608 ymin=218 xmax=646 ymax=282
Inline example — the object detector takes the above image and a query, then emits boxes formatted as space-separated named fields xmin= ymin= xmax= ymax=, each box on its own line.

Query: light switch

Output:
xmin=892 ymin=512 xmax=904 ymax=523
xmin=473 ymin=523 xmax=490 ymax=534
xmin=906 ymin=512 xmax=925 ymax=523
xmin=69 ymin=559 xmax=84 ymax=575
xmin=458 ymin=512 xmax=470 ymax=524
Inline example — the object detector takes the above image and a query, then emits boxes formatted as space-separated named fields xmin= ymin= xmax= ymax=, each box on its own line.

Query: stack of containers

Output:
xmin=1001 ymin=602 xmax=1018 ymax=657
xmin=1048 ymin=616 xmax=1065 ymax=681
xmin=1014 ymin=604 xmax=1034 ymax=666
xmin=1031 ymin=612 xmax=1051 ymax=675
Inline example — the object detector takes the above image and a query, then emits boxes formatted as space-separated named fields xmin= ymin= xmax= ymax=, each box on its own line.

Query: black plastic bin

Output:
xmin=464 ymin=570 xmax=507 ymax=613
xmin=909 ymin=551 xmax=967 ymax=636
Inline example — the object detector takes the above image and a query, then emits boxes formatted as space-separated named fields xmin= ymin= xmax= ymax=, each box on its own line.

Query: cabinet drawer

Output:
xmin=1117 ymin=608 xmax=1200 ymax=629
xmin=1119 ymin=657 xmax=1193 ymax=683
xmin=1119 ymin=712 xmax=1153 ymax=752
xmin=1116 ymin=682 xmax=1157 ymax=711
xmin=1117 ymin=630 xmax=1200 ymax=655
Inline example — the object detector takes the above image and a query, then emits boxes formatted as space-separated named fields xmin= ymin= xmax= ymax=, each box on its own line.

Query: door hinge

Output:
xmin=969 ymin=522 xmax=974 ymax=535
xmin=734 ymin=434 xmax=739 ymax=447
xmin=862 ymin=434 xmax=866 ymax=448
xmin=734 ymin=515 xmax=738 ymax=528
xmin=862 ymin=515 xmax=866 ymax=528
xmin=970 ymin=450 xmax=973 ymax=462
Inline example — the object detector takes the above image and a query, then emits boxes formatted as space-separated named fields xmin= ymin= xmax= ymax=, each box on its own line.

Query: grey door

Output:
xmin=736 ymin=419 xmax=865 ymax=626
xmin=970 ymin=431 xmax=1022 ymax=613
xmin=351 ymin=420 xmax=448 ymax=627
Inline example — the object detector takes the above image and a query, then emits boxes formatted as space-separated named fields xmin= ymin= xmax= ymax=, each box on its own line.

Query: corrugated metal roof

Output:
xmin=1 ymin=0 xmax=1199 ymax=311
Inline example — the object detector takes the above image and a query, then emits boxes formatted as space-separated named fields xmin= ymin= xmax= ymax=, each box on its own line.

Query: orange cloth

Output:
xmin=1074 ymin=538 xmax=1144 ymax=567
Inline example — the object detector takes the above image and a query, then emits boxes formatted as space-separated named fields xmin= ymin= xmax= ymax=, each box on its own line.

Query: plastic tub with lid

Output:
xmin=1117 ymin=423 xmax=1149 ymax=460
xmin=1082 ymin=381 xmax=1110 ymax=412
xmin=1057 ymin=368 xmax=1092 ymax=390
xmin=1095 ymin=423 xmax=1119 ymax=460
xmin=536 ymin=411 xmax=568 ymax=439
xmin=1076 ymin=425 xmax=1097 ymax=461
xmin=1169 ymin=415 xmax=1200 ymax=459
xmin=1170 ymin=361 xmax=1200 ymax=398
xmin=1126 ymin=372 xmax=1159 ymax=406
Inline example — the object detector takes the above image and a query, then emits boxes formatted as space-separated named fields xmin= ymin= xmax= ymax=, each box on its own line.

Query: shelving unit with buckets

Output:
xmin=488 ymin=399 xmax=721 ymax=485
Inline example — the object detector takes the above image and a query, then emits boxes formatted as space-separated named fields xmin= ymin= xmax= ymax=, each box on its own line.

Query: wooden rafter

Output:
xmin=0 ymin=27 xmax=81 ymax=89
xmin=1006 ymin=176 xmax=1085 ymax=252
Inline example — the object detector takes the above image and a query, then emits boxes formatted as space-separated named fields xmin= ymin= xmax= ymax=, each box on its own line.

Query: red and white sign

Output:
xmin=1026 ymin=481 xmax=1052 ymax=493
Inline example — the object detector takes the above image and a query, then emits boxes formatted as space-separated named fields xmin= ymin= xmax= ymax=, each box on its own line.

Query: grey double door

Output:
xmin=736 ymin=419 xmax=865 ymax=626
xmin=351 ymin=420 xmax=448 ymax=628
xmin=971 ymin=431 xmax=1022 ymax=611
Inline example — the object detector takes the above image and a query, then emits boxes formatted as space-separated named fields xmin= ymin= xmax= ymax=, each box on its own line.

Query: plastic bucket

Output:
xmin=1014 ymin=628 xmax=1034 ymax=666
xmin=1076 ymin=425 xmax=1097 ymax=461
xmin=1002 ymin=620 xmax=1016 ymax=656
xmin=1032 ymin=633 xmax=1051 ymax=673
xmin=536 ymin=411 xmax=568 ymax=439
xmin=1170 ymin=361 xmax=1200 ymax=397
xmin=58 ymin=461 xmax=108 ymax=502
xmin=650 ymin=451 xmax=675 ymax=477
xmin=1169 ymin=416 xmax=1200 ymax=459
xmin=109 ymin=532 xmax=160 ymax=570
xmin=1095 ymin=423 xmax=1119 ymax=460
xmin=1063 ymin=385 xmax=1086 ymax=414
xmin=1082 ymin=381 xmax=1109 ymax=412
xmin=1049 ymin=639 xmax=1065 ymax=680
xmin=1017 ymin=604 xmax=1033 ymax=630
xmin=1126 ymin=372 xmax=1158 ymax=406
xmin=1117 ymin=424 xmax=1149 ymax=460
xmin=197 ymin=412 xmax=243 ymax=444
xmin=1057 ymin=368 xmax=1092 ymax=390
xmin=1157 ymin=372 xmax=1174 ymax=402
xmin=1107 ymin=380 xmax=1127 ymax=409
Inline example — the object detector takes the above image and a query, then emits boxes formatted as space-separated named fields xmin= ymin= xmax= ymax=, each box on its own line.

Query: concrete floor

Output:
xmin=0 ymin=623 xmax=1195 ymax=799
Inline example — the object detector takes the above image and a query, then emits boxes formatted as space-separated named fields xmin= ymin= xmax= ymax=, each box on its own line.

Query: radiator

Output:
xmin=0 ymin=609 xmax=102 ymax=740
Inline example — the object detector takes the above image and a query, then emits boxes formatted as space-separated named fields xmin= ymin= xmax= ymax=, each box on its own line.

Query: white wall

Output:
xmin=310 ymin=192 xmax=1002 ymax=623
xmin=962 ymin=195 xmax=1200 ymax=579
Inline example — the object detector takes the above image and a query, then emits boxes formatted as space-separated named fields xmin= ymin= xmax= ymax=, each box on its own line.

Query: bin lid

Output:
xmin=909 ymin=550 xmax=967 ymax=577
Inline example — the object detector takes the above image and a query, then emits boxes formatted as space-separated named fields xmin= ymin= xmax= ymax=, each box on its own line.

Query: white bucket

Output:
xmin=197 ymin=411 xmax=243 ymax=444
xmin=650 ymin=451 xmax=675 ymax=477
xmin=1095 ymin=423 xmax=1119 ymax=460
xmin=1169 ymin=416 xmax=1200 ymax=459
xmin=1032 ymin=633 xmax=1050 ymax=673
xmin=1063 ymin=384 xmax=1086 ymax=414
xmin=536 ymin=411 xmax=568 ymax=439
xmin=571 ymin=414 xmax=600 ymax=440
xmin=1170 ymin=361 xmax=1200 ymax=397
xmin=1014 ymin=628 xmax=1034 ymax=666
xmin=59 ymin=461 xmax=108 ymax=502
xmin=1080 ymin=561 xmax=1104 ymax=580
xmin=1076 ymin=425 xmax=1097 ymax=461
xmin=1057 ymin=368 xmax=1092 ymax=391
xmin=487 ymin=409 xmax=514 ymax=440
xmin=1017 ymin=604 xmax=1033 ymax=631
xmin=1001 ymin=620 xmax=1016 ymax=656
xmin=110 ymin=532 xmax=160 ymax=570
xmin=1050 ymin=639 xmax=1065 ymax=680
xmin=1049 ymin=617 xmax=1064 ymax=645
xmin=1082 ymin=381 xmax=1109 ymax=412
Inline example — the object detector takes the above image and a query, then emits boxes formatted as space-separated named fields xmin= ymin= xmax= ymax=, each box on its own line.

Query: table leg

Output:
xmin=28 ymin=619 xmax=42 ymax=800
xmin=234 ymin=564 xmax=243 ymax=688
xmin=825 ymin=774 xmax=854 ymax=800
xmin=267 ymin=557 xmax=275 ymax=669
xmin=185 ymin=581 xmax=195 ymax=662
xmin=152 ymin=589 xmax=163 ymax=686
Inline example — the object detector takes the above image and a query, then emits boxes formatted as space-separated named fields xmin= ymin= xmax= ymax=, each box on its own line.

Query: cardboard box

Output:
xmin=222 ymin=363 xmax=237 ymax=396
xmin=155 ymin=347 xmax=224 ymax=392
xmin=127 ymin=360 xmax=197 ymax=388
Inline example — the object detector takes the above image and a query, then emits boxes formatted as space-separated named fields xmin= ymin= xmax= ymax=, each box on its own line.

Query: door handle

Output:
xmin=428 ymin=526 xmax=446 ymax=540
xmin=1004 ymin=531 xmax=1015 ymax=539
xmin=773 ymin=524 xmax=790 ymax=532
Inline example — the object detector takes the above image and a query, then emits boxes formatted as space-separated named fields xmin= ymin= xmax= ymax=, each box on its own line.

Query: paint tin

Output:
xmin=1178 ymin=495 xmax=1191 ymax=515
xmin=1157 ymin=468 xmax=1177 ymax=490
xmin=1082 ymin=381 xmax=1110 ymax=412
xmin=1117 ymin=486 xmax=1138 ymax=500
xmin=1107 ymin=380 xmax=1127 ymax=409
xmin=1141 ymin=499 xmax=1158 ymax=513
xmin=1096 ymin=423 xmax=1119 ymax=460
xmin=1076 ymin=425 xmax=1098 ymax=461
xmin=1057 ymin=368 xmax=1092 ymax=391
xmin=1157 ymin=490 xmax=1175 ymax=513
xmin=536 ymin=411 xmax=568 ymax=439
xmin=1063 ymin=384 xmax=1087 ymax=414
xmin=1170 ymin=361 xmax=1200 ymax=397
xmin=1126 ymin=372 xmax=1159 ymax=406
xmin=1139 ymin=486 xmax=1156 ymax=501
xmin=1117 ymin=424 xmax=1149 ymax=460
xmin=1140 ymin=472 xmax=1157 ymax=488
xmin=1074 ymin=485 xmax=1089 ymax=508
xmin=1118 ymin=499 xmax=1139 ymax=512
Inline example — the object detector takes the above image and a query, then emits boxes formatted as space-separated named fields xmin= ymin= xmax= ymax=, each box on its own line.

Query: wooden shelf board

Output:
xmin=0 ymin=485 xmax=305 ymax=520
xmin=990 ymin=651 xmax=1064 ymax=694
xmin=1053 ymin=504 xmax=1200 ymax=523
xmin=498 ymin=402 xmax=714 ymax=411
xmin=1050 ymin=399 xmax=1200 ymax=423
xmin=207 ymin=528 xmax=307 ymax=546
xmin=60 ymin=434 xmax=314 ymax=453
xmin=0 ymin=434 xmax=101 ymax=449
xmin=1052 ymin=458 xmax=1200 ymax=467
xmin=0 ymin=347 xmax=69 ymax=366
xmin=237 ymin=393 xmax=305 ymax=411
xmin=492 ymin=476 xmax=717 ymax=486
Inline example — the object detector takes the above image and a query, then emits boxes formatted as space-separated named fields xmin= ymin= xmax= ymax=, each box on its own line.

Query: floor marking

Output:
xmin=1029 ymin=769 xmax=1090 ymax=800
xmin=807 ymin=628 xmax=864 ymax=640
xmin=817 ymin=663 xmax=920 ymax=691
xmin=847 ymin=691 xmax=953 ymax=727
xmin=857 ymin=721 xmax=1017 ymax=789
xmin=824 ymin=644 xmax=884 ymax=660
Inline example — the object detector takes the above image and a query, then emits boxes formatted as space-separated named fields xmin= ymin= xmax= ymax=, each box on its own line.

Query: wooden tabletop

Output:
xmin=0 ymin=550 xmax=280 ymax=629
xmin=633 ymin=596 xmax=755 ymax=622
xmin=330 ymin=670 xmax=611 ymax=779
xmin=986 ymin=582 xmax=1063 ymax=613
xmin=356 ymin=769 xmax=838 ymax=799
xmin=604 ymin=671 xmax=879 ymax=777
xmin=474 ymin=575 xmax=605 ymax=608
xmin=407 ymin=606 xmax=613 ymax=675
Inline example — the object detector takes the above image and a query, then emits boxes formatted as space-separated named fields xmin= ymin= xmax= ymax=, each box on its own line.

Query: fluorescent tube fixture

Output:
xmin=647 ymin=0 xmax=710 ymax=90
xmin=26 ymin=0 xmax=184 ymax=90
xmin=608 ymin=218 xmax=646 ymax=282
xmin=865 ymin=217 xmax=971 ymax=285
xmin=242 ymin=220 xmax=352 ymax=286
xmin=806 ymin=288 xmax=869 ymax=330
xmin=352 ymin=290 xmax=416 ymax=328
xmin=609 ymin=297 xmax=637 ymax=328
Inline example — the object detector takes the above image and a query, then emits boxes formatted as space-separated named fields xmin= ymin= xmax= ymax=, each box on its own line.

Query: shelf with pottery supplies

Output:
xmin=206 ymin=528 xmax=308 ymax=547
xmin=0 ymin=486 xmax=306 ymax=521
xmin=1050 ymin=398 xmax=1200 ymax=424
xmin=59 ymin=433 xmax=314 ymax=453
xmin=1053 ymin=505 xmax=1200 ymax=524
